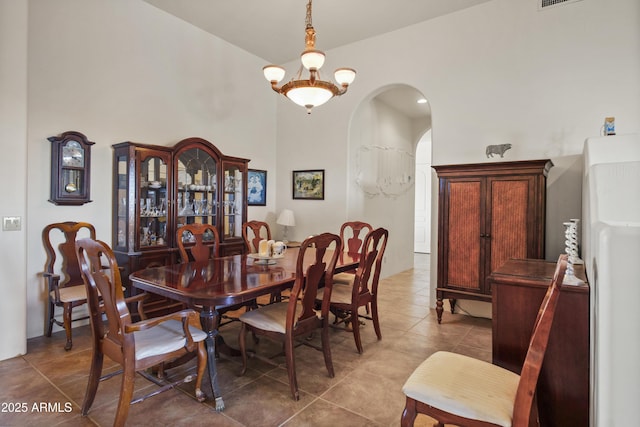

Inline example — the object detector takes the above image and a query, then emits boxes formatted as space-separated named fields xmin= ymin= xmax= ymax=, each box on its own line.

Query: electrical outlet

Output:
xmin=2 ymin=216 xmax=21 ymax=231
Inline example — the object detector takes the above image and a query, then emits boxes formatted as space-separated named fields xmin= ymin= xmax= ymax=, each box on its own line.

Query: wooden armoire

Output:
xmin=433 ymin=160 xmax=552 ymax=323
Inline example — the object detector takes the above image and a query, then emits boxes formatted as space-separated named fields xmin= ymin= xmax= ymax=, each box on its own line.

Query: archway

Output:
xmin=347 ymin=84 xmax=431 ymax=275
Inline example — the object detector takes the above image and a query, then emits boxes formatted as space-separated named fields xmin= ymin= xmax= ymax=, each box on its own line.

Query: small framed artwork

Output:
xmin=292 ymin=169 xmax=325 ymax=200
xmin=247 ymin=169 xmax=267 ymax=206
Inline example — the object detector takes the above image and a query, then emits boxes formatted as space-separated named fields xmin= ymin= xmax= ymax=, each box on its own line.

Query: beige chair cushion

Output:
xmin=240 ymin=302 xmax=312 ymax=334
xmin=402 ymin=351 xmax=520 ymax=427
xmin=134 ymin=319 xmax=207 ymax=361
xmin=51 ymin=285 xmax=86 ymax=303
xmin=333 ymin=272 xmax=355 ymax=284
xmin=317 ymin=282 xmax=352 ymax=305
xmin=51 ymin=285 xmax=126 ymax=303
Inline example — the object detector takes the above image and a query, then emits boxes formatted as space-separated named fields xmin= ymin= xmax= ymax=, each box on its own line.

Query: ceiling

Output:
xmin=143 ymin=0 xmax=490 ymax=64
xmin=143 ymin=0 xmax=491 ymax=119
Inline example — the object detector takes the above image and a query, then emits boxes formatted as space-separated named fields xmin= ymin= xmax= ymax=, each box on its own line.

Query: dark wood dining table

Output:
xmin=129 ymin=247 xmax=360 ymax=411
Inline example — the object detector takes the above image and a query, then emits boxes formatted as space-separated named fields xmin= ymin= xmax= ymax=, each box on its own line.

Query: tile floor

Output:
xmin=0 ymin=254 xmax=492 ymax=426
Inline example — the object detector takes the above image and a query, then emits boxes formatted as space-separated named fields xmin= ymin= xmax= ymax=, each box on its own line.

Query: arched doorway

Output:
xmin=347 ymin=84 xmax=431 ymax=275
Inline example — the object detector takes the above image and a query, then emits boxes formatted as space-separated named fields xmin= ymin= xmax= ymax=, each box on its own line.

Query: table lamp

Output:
xmin=277 ymin=209 xmax=296 ymax=243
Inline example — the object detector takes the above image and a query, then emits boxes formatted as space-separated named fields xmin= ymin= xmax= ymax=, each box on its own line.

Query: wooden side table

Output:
xmin=489 ymin=258 xmax=589 ymax=427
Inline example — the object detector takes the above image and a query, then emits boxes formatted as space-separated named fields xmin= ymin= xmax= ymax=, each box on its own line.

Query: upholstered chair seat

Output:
xmin=133 ymin=320 xmax=207 ymax=361
xmin=402 ymin=351 xmax=520 ymax=427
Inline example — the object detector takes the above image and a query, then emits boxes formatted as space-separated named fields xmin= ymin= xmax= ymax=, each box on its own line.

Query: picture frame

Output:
xmin=292 ymin=169 xmax=325 ymax=200
xmin=247 ymin=169 xmax=267 ymax=206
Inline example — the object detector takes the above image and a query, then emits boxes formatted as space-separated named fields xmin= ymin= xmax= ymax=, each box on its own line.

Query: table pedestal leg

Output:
xmin=200 ymin=306 xmax=224 ymax=411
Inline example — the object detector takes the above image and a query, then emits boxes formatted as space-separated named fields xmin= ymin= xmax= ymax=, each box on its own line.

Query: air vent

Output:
xmin=539 ymin=0 xmax=583 ymax=10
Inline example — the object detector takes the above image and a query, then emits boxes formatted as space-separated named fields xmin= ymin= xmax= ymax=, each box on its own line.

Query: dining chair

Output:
xmin=178 ymin=222 xmax=254 ymax=326
xmin=242 ymin=220 xmax=271 ymax=253
xmin=42 ymin=221 xmax=96 ymax=350
xmin=76 ymin=237 xmax=208 ymax=427
xmin=400 ymin=254 xmax=568 ymax=427
xmin=242 ymin=220 xmax=288 ymax=303
xmin=177 ymin=223 xmax=220 ymax=262
xmin=333 ymin=220 xmax=373 ymax=283
xmin=317 ymin=227 xmax=388 ymax=353
xmin=237 ymin=232 xmax=341 ymax=401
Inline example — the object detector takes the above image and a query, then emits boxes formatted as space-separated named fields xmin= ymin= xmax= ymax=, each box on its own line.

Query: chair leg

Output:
xmin=194 ymin=341 xmax=206 ymax=402
xmin=371 ymin=297 xmax=382 ymax=340
xmin=238 ymin=323 xmax=248 ymax=375
xmin=284 ymin=336 xmax=299 ymax=401
xmin=46 ymin=300 xmax=55 ymax=337
xmin=351 ymin=309 xmax=364 ymax=354
xmin=81 ymin=351 xmax=104 ymax=416
xmin=400 ymin=397 xmax=418 ymax=427
xmin=62 ymin=303 xmax=73 ymax=351
xmin=321 ymin=323 xmax=334 ymax=378
xmin=114 ymin=363 xmax=136 ymax=427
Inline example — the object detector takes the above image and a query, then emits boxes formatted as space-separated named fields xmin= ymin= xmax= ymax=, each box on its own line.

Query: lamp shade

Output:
xmin=286 ymin=86 xmax=333 ymax=109
xmin=277 ymin=209 xmax=296 ymax=227
xmin=334 ymin=68 xmax=356 ymax=86
xmin=301 ymin=50 xmax=325 ymax=70
xmin=263 ymin=65 xmax=285 ymax=83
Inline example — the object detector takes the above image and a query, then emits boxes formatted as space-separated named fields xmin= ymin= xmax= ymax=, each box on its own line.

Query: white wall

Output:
xmin=0 ymin=0 xmax=28 ymax=360
xmin=273 ymin=0 xmax=640 ymax=311
xmin=21 ymin=0 xmax=278 ymax=342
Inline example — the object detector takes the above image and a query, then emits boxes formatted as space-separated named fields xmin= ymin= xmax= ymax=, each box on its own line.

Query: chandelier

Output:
xmin=263 ymin=0 xmax=356 ymax=114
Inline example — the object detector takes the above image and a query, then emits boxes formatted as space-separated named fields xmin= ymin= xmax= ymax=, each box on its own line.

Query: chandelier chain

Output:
xmin=306 ymin=0 xmax=313 ymax=29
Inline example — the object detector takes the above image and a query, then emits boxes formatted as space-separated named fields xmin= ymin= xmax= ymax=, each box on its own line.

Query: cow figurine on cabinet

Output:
xmin=486 ymin=143 xmax=512 ymax=158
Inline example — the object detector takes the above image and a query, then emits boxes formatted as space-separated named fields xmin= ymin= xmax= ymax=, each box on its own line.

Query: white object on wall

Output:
xmin=356 ymin=145 xmax=414 ymax=198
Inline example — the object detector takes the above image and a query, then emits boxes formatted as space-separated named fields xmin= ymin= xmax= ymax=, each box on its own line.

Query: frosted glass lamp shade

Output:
xmin=286 ymin=86 xmax=333 ymax=108
xmin=263 ymin=65 xmax=285 ymax=83
xmin=301 ymin=50 xmax=325 ymax=70
xmin=334 ymin=68 xmax=356 ymax=86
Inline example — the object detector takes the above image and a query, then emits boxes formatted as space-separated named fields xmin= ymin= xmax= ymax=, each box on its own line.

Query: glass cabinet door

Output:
xmin=115 ymin=155 xmax=129 ymax=250
xmin=176 ymin=148 xmax=217 ymax=243
xmin=139 ymin=153 xmax=169 ymax=249
xmin=222 ymin=163 xmax=244 ymax=240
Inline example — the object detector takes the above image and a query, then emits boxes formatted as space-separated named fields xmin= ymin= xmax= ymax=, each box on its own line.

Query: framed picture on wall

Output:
xmin=292 ymin=169 xmax=324 ymax=200
xmin=247 ymin=169 xmax=267 ymax=206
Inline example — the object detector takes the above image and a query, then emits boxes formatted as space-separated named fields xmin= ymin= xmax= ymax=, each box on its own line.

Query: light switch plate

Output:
xmin=2 ymin=216 xmax=21 ymax=231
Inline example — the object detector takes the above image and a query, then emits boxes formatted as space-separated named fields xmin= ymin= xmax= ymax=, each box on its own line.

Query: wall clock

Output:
xmin=47 ymin=131 xmax=95 ymax=205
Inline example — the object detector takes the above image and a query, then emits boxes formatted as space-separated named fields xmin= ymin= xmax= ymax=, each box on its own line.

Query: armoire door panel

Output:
xmin=489 ymin=179 xmax=530 ymax=273
xmin=446 ymin=180 xmax=481 ymax=290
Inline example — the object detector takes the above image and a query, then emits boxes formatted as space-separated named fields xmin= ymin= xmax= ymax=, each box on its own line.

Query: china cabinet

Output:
xmin=112 ymin=137 xmax=249 ymax=293
xmin=433 ymin=160 xmax=552 ymax=323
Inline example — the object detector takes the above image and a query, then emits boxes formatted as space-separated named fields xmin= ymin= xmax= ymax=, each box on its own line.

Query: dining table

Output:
xmin=129 ymin=247 xmax=360 ymax=411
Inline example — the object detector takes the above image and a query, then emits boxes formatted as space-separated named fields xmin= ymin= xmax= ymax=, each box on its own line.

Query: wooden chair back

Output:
xmin=43 ymin=221 xmax=96 ymax=289
xmin=512 ymin=254 xmax=568 ymax=425
xmin=177 ymin=223 xmax=220 ymax=262
xmin=340 ymin=221 xmax=373 ymax=253
xmin=242 ymin=220 xmax=271 ymax=253
xmin=76 ymin=238 xmax=131 ymax=360
xmin=352 ymin=227 xmax=388 ymax=300
xmin=289 ymin=233 xmax=341 ymax=330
